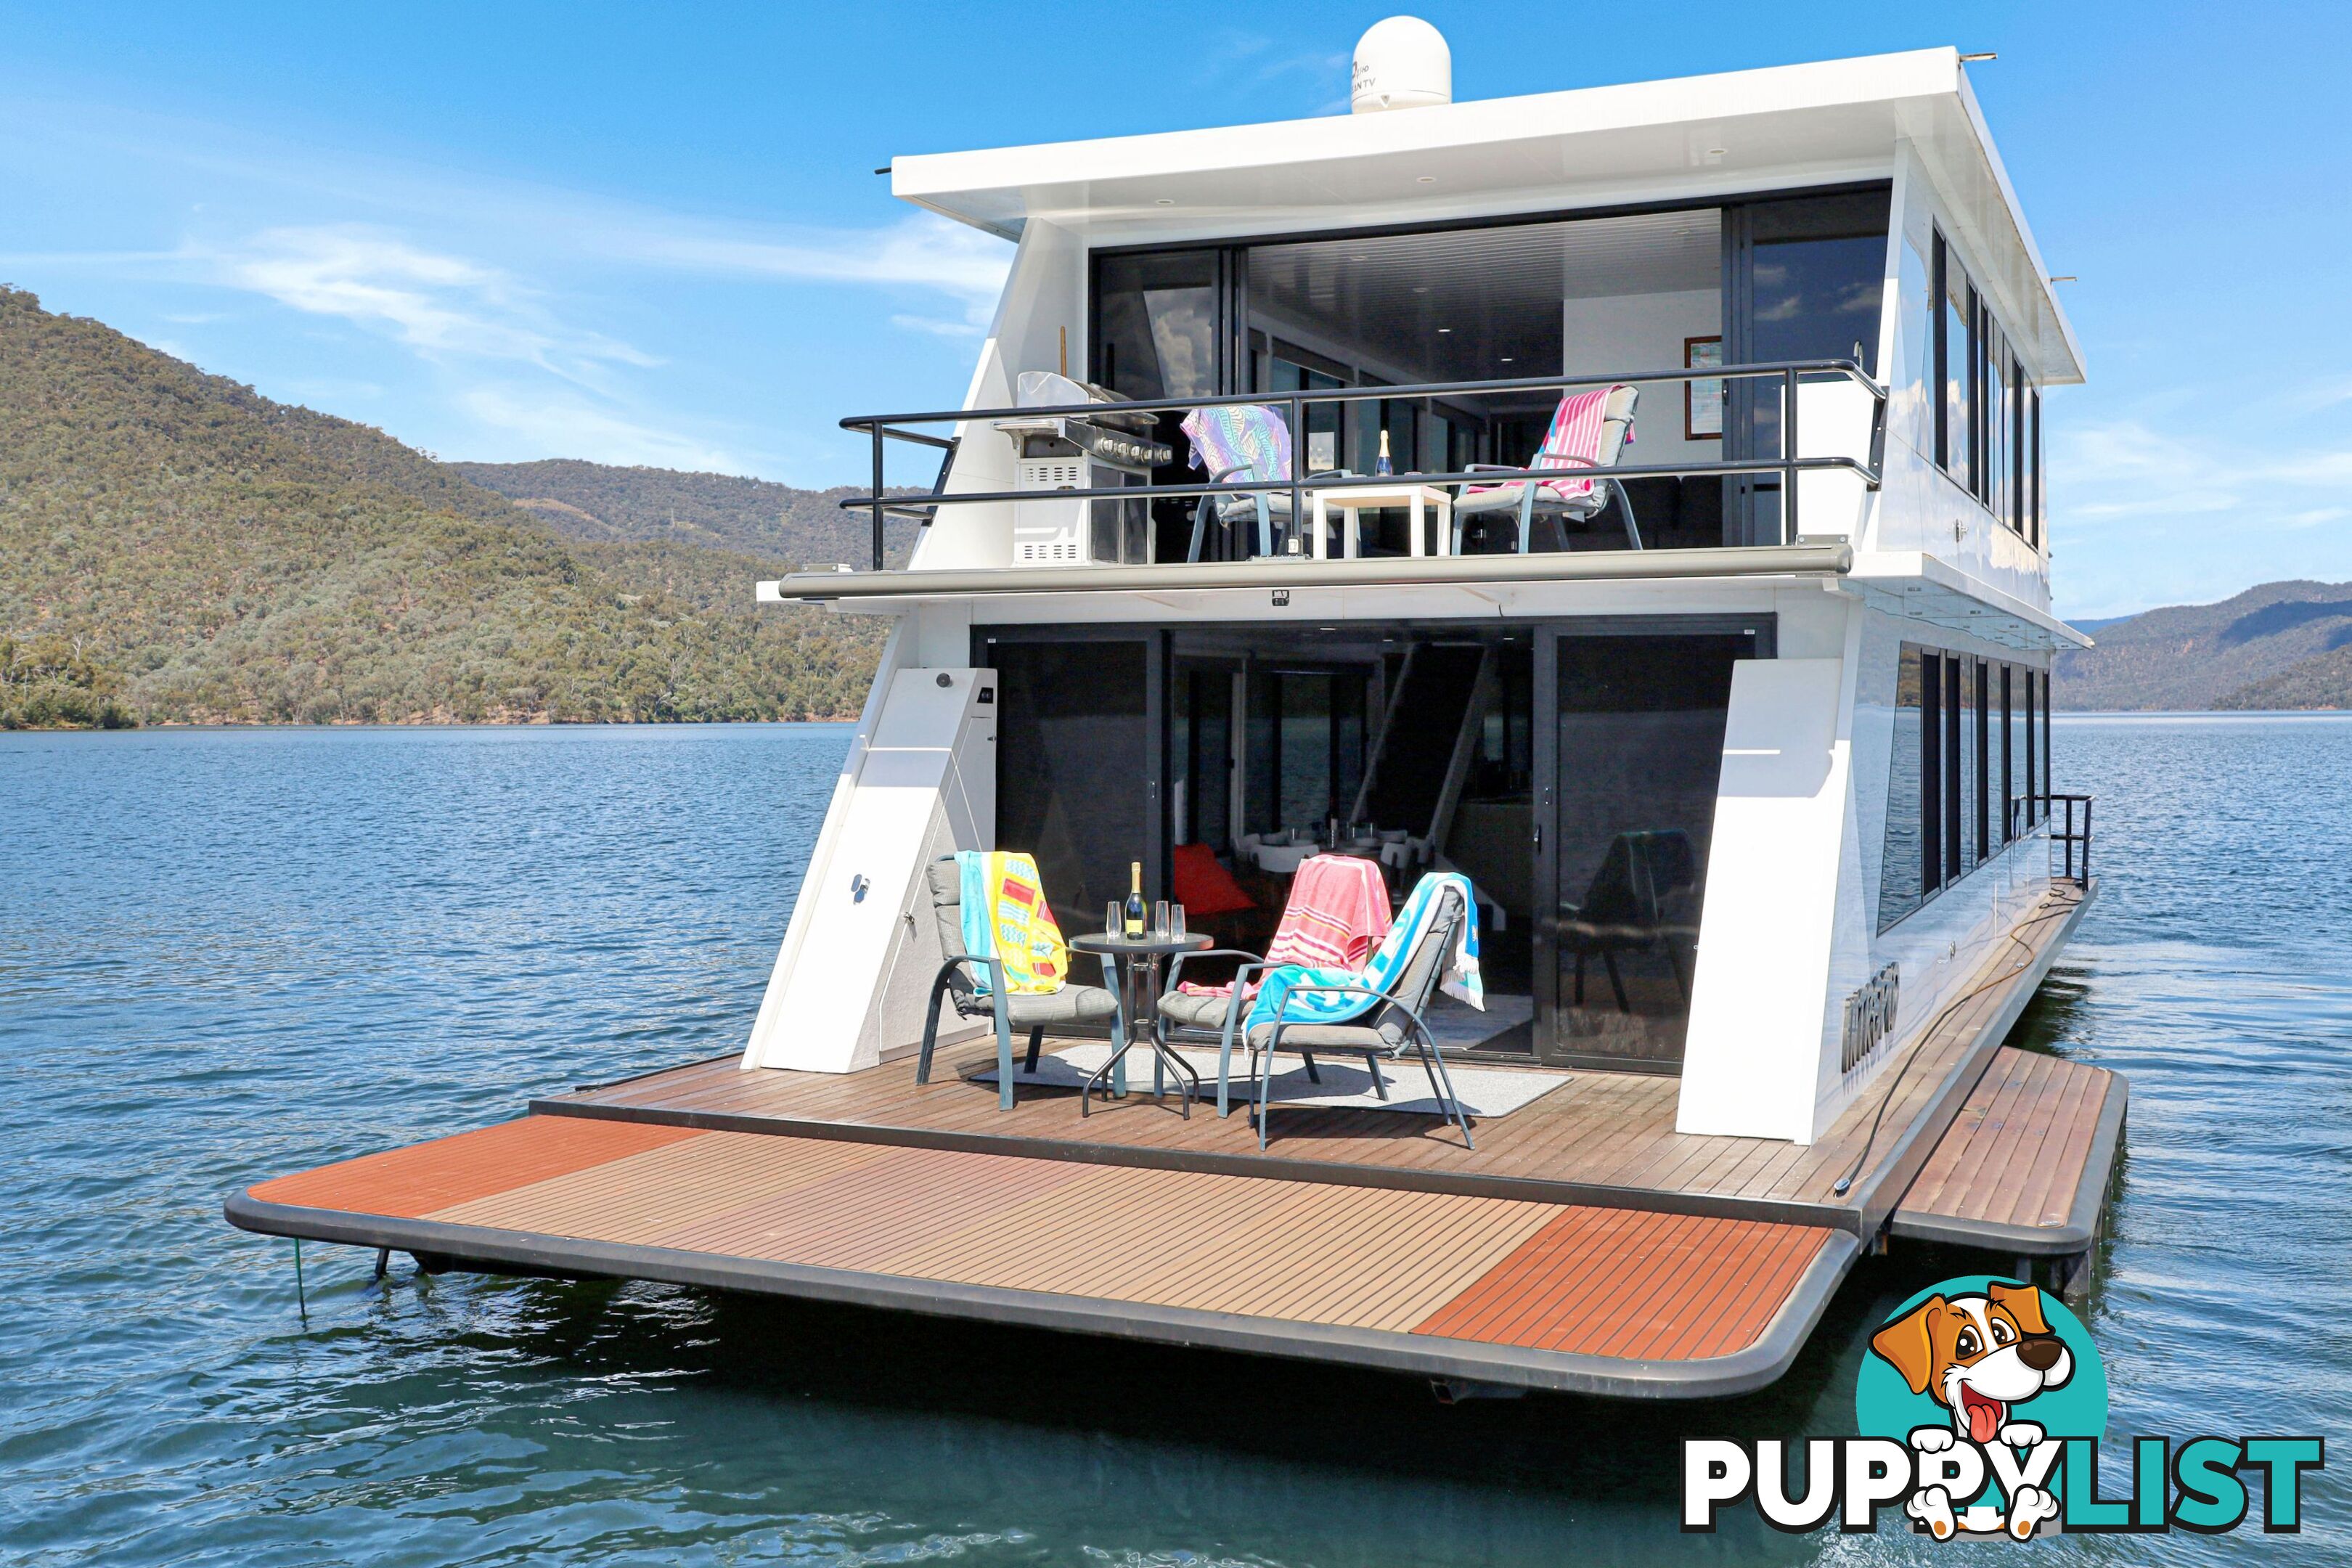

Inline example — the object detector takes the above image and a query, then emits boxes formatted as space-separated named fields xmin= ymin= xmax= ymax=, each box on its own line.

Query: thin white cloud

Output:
xmin=2051 ymin=414 xmax=2352 ymax=528
xmin=454 ymin=385 xmax=742 ymax=474
xmin=891 ymin=312 xmax=985 ymax=338
xmin=615 ymin=212 xmax=1010 ymax=333
xmin=204 ymin=225 xmax=658 ymax=383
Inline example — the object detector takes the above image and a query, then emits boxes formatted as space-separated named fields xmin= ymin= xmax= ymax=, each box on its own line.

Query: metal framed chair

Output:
xmin=1452 ymin=384 xmax=1643 ymax=554
xmin=1160 ymin=947 xmax=1334 ymax=1118
xmin=1180 ymin=404 xmax=1302 ymax=560
xmin=1217 ymin=885 xmax=1477 ymax=1150
xmin=914 ymin=857 xmax=1127 ymax=1111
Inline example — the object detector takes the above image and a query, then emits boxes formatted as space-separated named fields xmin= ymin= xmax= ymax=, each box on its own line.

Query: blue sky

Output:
xmin=0 ymin=1 xmax=2343 ymax=617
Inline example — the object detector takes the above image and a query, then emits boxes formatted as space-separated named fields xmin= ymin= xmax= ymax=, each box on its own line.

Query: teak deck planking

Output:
xmin=237 ymin=1114 xmax=1840 ymax=1384
xmin=541 ymin=884 xmax=2091 ymax=1230
xmin=1888 ymin=1042 xmax=2123 ymax=1252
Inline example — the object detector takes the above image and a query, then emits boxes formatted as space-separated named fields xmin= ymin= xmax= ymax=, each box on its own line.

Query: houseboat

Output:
xmin=229 ymin=28 xmax=2120 ymax=1400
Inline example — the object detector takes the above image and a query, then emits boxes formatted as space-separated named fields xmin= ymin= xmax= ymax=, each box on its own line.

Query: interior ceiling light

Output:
xmin=1437 ymin=327 xmax=1452 ymax=333
xmin=1153 ymin=197 xmax=1175 ymax=205
xmin=1416 ymin=175 xmax=1435 ymax=183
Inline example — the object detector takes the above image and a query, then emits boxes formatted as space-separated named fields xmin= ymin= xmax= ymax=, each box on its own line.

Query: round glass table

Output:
xmin=1066 ymin=931 xmax=1212 ymax=1116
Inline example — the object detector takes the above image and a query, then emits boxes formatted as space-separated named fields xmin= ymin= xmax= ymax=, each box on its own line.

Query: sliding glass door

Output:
xmin=984 ymin=632 xmax=1161 ymax=937
xmin=1532 ymin=623 xmax=1763 ymax=1070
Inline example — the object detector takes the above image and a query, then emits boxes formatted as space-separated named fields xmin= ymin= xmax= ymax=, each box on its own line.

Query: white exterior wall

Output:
xmin=742 ymin=608 xmax=1000 ymax=1074
xmin=1858 ymin=139 xmax=2049 ymax=611
xmin=911 ymin=218 xmax=1086 ymax=571
xmin=1675 ymin=589 xmax=2056 ymax=1143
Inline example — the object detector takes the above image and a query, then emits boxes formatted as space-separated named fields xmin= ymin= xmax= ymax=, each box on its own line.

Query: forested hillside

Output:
xmin=448 ymin=458 xmax=920 ymax=568
xmin=2054 ymin=579 xmax=2352 ymax=711
xmin=0 ymin=288 xmax=884 ymax=727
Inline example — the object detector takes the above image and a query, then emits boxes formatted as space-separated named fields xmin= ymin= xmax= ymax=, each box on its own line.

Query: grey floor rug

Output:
xmin=974 ymin=1042 xmax=1572 ymax=1118
xmin=1425 ymin=991 xmax=1534 ymax=1050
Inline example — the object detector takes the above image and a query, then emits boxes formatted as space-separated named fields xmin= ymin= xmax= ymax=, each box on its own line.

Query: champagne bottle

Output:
xmin=1373 ymin=428 xmax=1394 ymax=477
xmin=1124 ymin=862 xmax=1146 ymax=938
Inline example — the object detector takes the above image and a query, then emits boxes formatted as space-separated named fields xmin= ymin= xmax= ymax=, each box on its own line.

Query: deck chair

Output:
xmin=1159 ymin=853 xmax=1394 ymax=1114
xmin=1557 ymin=829 xmax=1699 ymax=1013
xmin=1180 ymin=404 xmax=1300 ymax=560
xmin=914 ymin=857 xmax=1127 ymax=1111
xmin=1452 ymin=384 xmax=1643 ymax=554
xmin=1222 ymin=884 xmax=1477 ymax=1151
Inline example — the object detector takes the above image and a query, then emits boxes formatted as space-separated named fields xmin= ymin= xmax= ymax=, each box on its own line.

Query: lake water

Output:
xmin=2 ymin=717 xmax=2345 ymax=1565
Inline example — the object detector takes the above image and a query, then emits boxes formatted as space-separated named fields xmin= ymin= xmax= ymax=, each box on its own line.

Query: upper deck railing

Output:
xmin=836 ymin=359 xmax=1887 ymax=572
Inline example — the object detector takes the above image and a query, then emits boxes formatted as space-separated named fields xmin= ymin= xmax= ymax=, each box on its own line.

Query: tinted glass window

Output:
xmin=1739 ymin=189 xmax=1890 ymax=544
xmin=1747 ymin=191 xmax=1890 ymax=372
xmin=1878 ymin=644 xmax=1928 ymax=930
xmin=1942 ymin=263 xmax=1975 ymax=493
xmin=1956 ymin=654 xmax=1978 ymax=870
xmin=1095 ymin=251 xmax=1217 ymax=399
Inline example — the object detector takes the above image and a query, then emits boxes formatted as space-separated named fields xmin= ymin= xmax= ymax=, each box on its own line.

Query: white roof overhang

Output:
xmin=891 ymin=47 xmax=2082 ymax=385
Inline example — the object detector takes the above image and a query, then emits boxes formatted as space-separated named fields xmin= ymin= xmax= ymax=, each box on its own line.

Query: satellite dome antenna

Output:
xmin=1351 ymin=17 xmax=1452 ymax=114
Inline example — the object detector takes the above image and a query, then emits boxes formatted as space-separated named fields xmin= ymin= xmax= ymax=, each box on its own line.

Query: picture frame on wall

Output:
xmin=1685 ymin=335 xmax=1723 ymax=440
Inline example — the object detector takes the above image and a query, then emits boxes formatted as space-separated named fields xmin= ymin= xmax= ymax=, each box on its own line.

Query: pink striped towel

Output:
xmin=1467 ymin=385 xmax=1629 ymax=502
xmin=1180 ymin=853 xmax=1392 ymax=998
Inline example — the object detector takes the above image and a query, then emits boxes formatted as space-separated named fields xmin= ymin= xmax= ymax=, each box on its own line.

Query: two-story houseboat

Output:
xmin=230 ymin=32 xmax=2120 ymax=1400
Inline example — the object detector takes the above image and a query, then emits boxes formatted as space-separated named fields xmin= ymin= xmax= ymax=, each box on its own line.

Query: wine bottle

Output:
xmin=1373 ymin=428 xmax=1394 ymax=477
xmin=1124 ymin=862 xmax=1146 ymax=938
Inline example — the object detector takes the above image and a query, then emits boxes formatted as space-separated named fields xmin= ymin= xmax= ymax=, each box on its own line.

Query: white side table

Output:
xmin=1310 ymin=482 xmax=1455 ymax=560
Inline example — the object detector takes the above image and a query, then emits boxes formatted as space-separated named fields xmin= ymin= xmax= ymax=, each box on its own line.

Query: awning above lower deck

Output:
xmin=760 ymin=542 xmax=1851 ymax=605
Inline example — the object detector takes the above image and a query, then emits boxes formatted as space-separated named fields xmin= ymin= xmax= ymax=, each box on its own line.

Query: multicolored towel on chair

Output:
xmin=957 ymin=850 xmax=1066 ymax=995
xmin=1180 ymin=853 xmax=1389 ymax=1000
xmin=1243 ymin=872 xmax=1483 ymax=1035
xmin=1180 ymin=403 xmax=1292 ymax=483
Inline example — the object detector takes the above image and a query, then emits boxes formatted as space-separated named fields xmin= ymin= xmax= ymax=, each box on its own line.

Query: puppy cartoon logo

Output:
xmin=1686 ymin=1273 xmax=2320 ymax=1538
xmin=1858 ymin=1275 xmax=2107 ymax=1541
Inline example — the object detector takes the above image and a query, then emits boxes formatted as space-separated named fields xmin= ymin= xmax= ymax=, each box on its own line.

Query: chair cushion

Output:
xmin=1158 ymin=991 xmax=1234 ymax=1030
xmin=1245 ymin=1017 xmax=1410 ymax=1051
xmin=1171 ymin=842 xmax=1254 ymax=917
xmin=1213 ymin=491 xmax=1297 ymax=520
xmin=1003 ymin=984 xmax=1120 ymax=1026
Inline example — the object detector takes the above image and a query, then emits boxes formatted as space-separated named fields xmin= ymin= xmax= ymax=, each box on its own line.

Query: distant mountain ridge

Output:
xmin=0 ymin=288 xmax=883 ymax=726
xmin=449 ymin=459 xmax=920 ymax=569
xmin=2054 ymin=579 xmax=2352 ymax=711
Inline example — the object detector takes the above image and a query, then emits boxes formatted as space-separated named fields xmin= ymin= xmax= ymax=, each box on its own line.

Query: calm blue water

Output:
xmin=1 ymin=717 xmax=2345 ymax=1564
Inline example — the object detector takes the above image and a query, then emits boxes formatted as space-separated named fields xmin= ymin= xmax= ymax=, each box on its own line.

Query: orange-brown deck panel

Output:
xmin=250 ymin=1116 xmax=701 ymax=1217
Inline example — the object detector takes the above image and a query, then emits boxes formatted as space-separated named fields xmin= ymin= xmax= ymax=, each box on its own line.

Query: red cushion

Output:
xmin=1171 ymin=842 xmax=1254 ymax=916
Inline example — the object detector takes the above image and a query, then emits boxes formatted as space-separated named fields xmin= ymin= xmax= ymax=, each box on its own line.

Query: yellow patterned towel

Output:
xmin=957 ymin=850 xmax=1068 ymax=995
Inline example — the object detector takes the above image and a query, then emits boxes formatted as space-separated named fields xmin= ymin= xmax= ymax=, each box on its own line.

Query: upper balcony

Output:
xmin=782 ymin=355 xmax=1882 ymax=601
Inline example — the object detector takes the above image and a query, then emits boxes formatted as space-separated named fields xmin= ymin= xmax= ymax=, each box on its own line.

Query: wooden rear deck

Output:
xmin=234 ymin=1113 xmax=1850 ymax=1395
xmin=226 ymin=882 xmax=2118 ymax=1396
xmin=536 ymin=883 xmax=2096 ymax=1238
